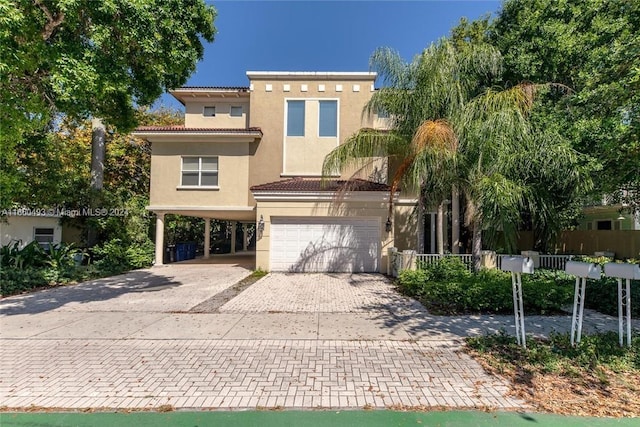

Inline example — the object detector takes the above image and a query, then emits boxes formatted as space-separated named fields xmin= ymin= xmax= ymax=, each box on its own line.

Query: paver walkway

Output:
xmin=1 ymin=265 xmax=636 ymax=411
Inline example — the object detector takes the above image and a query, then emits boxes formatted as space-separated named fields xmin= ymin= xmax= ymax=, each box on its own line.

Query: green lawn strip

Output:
xmin=1 ymin=410 xmax=638 ymax=427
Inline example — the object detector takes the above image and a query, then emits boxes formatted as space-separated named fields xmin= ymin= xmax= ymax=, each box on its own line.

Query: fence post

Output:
xmin=402 ymin=250 xmax=417 ymax=271
xmin=387 ymin=247 xmax=398 ymax=277
xmin=481 ymin=250 xmax=497 ymax=269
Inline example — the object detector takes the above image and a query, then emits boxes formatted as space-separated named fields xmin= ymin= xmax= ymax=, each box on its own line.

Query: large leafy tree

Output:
xmin=0 ymin=0 xmax=216 ymax=208
xmin=323 ymin=39 xmax=593 ymax=268
xmin=11 ymin=107 xmax=183 ymax=247
xmin=457 ymin=0 xmax=639 ymax=211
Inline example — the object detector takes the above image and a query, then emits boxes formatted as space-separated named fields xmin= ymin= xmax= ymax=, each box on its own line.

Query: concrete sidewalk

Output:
xmin=1 ymin=268 xmax=636 ymax=411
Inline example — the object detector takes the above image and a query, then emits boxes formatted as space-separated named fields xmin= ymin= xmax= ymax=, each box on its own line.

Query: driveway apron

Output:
xmin=1 ymin=267 xmax=532 ymax=410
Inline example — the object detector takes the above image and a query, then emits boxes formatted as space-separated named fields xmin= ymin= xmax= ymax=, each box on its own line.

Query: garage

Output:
xmin=270 ymin=217 xmax=381 ymax=273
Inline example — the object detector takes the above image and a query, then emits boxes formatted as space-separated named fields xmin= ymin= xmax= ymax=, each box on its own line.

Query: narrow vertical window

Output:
xmin=287 ymin=101 xmax=305 ymax=136
xmin=319 ymin=100 xmax=337 ymax=137
xmin=230 ymin=106 xmax=243 ymax=117
xmin=377 ymin=108 xmax=389 ymax=119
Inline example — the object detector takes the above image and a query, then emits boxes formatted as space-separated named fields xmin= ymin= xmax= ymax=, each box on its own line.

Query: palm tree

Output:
xmin=323 ymin=39 xmax=591 ymax=270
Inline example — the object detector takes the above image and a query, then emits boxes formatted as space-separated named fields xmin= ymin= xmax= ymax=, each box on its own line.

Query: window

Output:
xmin=181 ymin=157 xmax=218 ymax=187
xmin=203 ymin=106 xmax=216 ymax=117
xmin=377 ymin=108 xmax=390 ymax=119
xmin=596 ymin=220 xmax=612 ymax=230
xmin=319 ymin=100 xmax=338 ymax=137
xmin=230 ymin=106 xmax=243 ymax=117
xmin=287 ymin=101 xmax=305 ymax=136
xmin=34 ymin=228 xmax=54 ymax=249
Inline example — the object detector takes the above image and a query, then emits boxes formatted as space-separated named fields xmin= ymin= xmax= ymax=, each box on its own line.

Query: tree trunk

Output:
xmin=472 ymin=219 xmax=482 ymax=272
xmin=437 ymin=202 xmax=445 ymax=255
xmin=88 ymin=118 xmax=106 ymax=247
xmin=451 ymin=187 xmax=460 ymax=254
xmin=90 ymin=118 xmax=105 ymax=190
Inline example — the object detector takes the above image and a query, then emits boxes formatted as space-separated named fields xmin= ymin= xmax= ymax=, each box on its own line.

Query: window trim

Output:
xmin=203 ymin=106 xmax=216 ymax=117
xmin=180 ymin=156 xmax=219 ymax=189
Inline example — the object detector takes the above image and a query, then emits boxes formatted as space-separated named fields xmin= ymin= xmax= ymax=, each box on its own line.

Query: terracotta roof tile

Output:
xmin=173 ymin=86 xmax=250 ymax=91
xmin=251 ymin=177 xmax=391 ymax=192
xmin=134 ymin=126 xmax=262 ymax=134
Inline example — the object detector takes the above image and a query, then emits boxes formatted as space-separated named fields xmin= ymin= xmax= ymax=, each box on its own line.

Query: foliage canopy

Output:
xmin=0 ymin=0 xmax=216 ymax=208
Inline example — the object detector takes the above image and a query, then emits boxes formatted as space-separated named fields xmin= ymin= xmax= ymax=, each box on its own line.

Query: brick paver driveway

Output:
xmin=1 ymin=263 xmax=527 ymax=411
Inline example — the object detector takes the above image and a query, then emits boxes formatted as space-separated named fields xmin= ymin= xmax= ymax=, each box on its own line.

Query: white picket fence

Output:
xmin=392 ymin=252 xmax=580 ymax=276
xmin=416 ymin=253 xmax=474 ymax=269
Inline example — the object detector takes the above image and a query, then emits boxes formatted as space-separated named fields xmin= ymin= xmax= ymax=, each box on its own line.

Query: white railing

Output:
xmin=415 ymin=253 xmax=474 ymax=272
xmin=539 ymin=254 xmax=574 ymax=270
xmin=496 ymin=254 xmax=574 ymax=270
xmin=391 ymin=251 xmax=588 ymax=277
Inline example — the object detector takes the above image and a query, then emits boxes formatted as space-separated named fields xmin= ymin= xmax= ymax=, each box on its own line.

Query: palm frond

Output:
xmin=321 ymin=128 xmax=404 ymax=179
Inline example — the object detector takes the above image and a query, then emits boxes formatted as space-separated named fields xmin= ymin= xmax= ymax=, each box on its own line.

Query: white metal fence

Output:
xmin=416 ymin=253 xmax=474 ymax=269
xmin=391 ymin=252 xmax=583 ymax=277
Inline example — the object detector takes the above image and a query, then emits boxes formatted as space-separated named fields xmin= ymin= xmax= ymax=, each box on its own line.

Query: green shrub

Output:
xmin=92 ymin=238 xmax=154 ymax=274
xmin=573 ymin=255 xmax=613 ymax=267
xmin=0 ymin=267 xmax=47 ymax=295
xmin=466 ymin=331 xmax=639 ymax=373
xmin=0 ymin=241 xmax=48 ymax=269
xmin=397 ymin=269 xmax=429 ymax=297
xmin=466 ymin=269 xmax=513 ymax=313
xmin=584 ymin=277 xmax=640 ymax=317
xmin=423 ymin=256 xmax=471 ymax=281
xmin=396 ymin=258 xmax=574 ymax=315
xmin=522 ymin=270 xmax=574 ymax=314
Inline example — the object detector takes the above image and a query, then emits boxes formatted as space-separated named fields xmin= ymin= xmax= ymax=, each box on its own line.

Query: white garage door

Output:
xmin=270 ymin=217 xmax=381 ymax=273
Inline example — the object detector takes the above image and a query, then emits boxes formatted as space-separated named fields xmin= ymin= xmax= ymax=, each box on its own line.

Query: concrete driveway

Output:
xmin=2 ymin=261 xmax=625 ymax=411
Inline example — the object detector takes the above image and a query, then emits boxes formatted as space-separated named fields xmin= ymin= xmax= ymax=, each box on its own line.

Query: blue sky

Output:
xmin=157 ymin=0 xmax=502 ymax=110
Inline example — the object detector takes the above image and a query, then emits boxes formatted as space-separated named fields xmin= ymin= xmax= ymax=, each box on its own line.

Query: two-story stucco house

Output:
xmin=133 ymin=71 xmax=419 ymax=273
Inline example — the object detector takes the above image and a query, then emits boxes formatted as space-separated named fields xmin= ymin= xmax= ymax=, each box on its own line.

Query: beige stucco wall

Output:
xmin=184 ymin=99 xmax=250 ymax=128
xmin=393 ymin=203 xmax=419 ymax=251
xmin=247 ymin=78 xmax=377 ymax=196
xmin=150 ymin=140 xmax=251 ymax=208
xmin=254 ymin=198 xmax=393 ymax=273
xmin=0 ymin=216 xmax=61 ymax=248
xmin=283 ymin=99 xmax=339 ymax=175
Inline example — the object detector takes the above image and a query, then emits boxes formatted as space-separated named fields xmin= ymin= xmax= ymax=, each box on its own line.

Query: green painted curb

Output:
xmin=1 ymin=410 xmax=637 ymax=427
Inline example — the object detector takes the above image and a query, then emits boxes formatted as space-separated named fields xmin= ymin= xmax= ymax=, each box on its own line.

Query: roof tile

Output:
xmin=134 ymin=126 xmax=262 ymax=134
xmin=173 ymin=86 xmax=250 ymax=91
xmin=251 ymin=177 xmax=390 ymax=192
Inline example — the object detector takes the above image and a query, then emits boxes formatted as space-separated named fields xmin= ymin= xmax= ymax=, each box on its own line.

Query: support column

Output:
xmin=230 ymin=221 xmax=237 ymax=254
xmin=437 ymin=202 xmax=444 ymax=255
xmin=430 ymin=212 xmax=436 ymax=253
xmin=204 ymin=219 xmax=210 ymax=259
xmin=242 ymin=224 xmax=248 ymax=251
xmin=154 ymin=212 xmax=165 ymax=266
xmin=452 ymin=187 xmax=460 ymax=254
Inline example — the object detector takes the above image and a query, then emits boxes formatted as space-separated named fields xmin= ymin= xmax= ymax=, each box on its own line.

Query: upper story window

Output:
xmin=287 ymin=100 xmax=305 ymax=137
xmin=377 ymin=108 xmax=390 ymax=119
xmin=203 ymin=106 xmax=216 ymax=117
xmin=34 ymin=227 xmax=54 ymax=249
xmin=181 ymin=156 xmax=218 ymax=187
xmin=230 ymin=106 xmax=243 ymax=117
xmin=319 ymin=100 xmax=338 ymax=137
